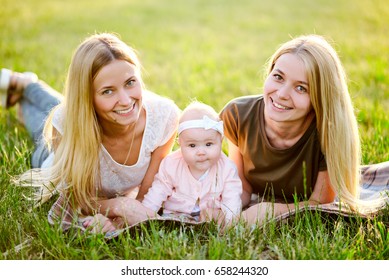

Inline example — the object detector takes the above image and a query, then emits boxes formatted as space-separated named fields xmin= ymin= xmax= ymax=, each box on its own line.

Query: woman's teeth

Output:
xmin=115 ymin=106 xmax=133 ymax=114
xmin=273 ymin=101 xmax=290 ymax=110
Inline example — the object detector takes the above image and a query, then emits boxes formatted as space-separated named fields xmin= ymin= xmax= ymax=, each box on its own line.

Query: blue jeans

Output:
xmin=20 ymin=81 xmax=63 ymax=168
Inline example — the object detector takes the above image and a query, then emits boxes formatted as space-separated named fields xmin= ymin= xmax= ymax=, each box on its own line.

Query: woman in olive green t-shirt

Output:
xmin=220 ymin=34 xmax=387 ymax=225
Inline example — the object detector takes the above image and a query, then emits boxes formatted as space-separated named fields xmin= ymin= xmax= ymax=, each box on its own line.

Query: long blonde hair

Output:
xmin=266 ymin=35 xmax=382 ymax=213
xmin=17 ymin=33 xmax=143 ymax=211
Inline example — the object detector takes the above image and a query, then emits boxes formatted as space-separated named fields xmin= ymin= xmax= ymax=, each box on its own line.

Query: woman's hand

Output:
xmin=91 ymin=195 xmax=157 ymax=224
xmin=82 ymin=214 xmax=117 ymax=234
xmin=241 ymin=201 xmax=297 ymax=226
xmin=113 ymin=197 xmax=157 ymax=226
xmin=242 ymin=202 xmax=275 ymax=225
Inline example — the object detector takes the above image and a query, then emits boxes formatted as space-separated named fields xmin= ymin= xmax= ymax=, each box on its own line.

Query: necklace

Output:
xmin=102 ymin=121 xmax=138 ymax=174
xmin=122 ymin=121 xmax=137 ymax=166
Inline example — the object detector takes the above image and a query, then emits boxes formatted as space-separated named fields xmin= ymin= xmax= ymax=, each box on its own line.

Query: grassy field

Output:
xmin=0 ymin=0 xmax=388 ymax=260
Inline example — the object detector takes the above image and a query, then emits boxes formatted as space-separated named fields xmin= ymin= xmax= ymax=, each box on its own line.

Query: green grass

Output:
xmin=1 ymin=0 xmax=388 ymax=259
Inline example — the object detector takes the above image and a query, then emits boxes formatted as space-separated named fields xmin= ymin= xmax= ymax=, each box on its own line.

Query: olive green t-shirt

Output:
xmin=220 ymin=95 xmax=327 ymax=202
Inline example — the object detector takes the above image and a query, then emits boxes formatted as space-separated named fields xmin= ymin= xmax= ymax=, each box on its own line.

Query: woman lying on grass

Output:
xmin=1 ymin=33 xmax=180 ymax=233
xmin=220 ymin=34 xmax=389 ymax=225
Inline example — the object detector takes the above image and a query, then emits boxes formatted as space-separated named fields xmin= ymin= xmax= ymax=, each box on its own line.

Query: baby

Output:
xmin=142 ymin=101 xmax=242 ymax=224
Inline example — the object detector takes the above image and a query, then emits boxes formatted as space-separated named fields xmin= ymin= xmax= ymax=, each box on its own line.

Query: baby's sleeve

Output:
xmin=142 ymin=157 xmax=175 ymax=212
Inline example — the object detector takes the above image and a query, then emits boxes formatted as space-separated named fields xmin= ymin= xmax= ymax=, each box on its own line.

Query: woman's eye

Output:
xmin=273 ymin=74 xmax=283 ymax=81
xmin=296 ymin=85 xmax=307 ymax=93
xmin=126 ymin=79 xmax=136 ymax=87
xmin=102 ymin=89 xmax=113 ymax=95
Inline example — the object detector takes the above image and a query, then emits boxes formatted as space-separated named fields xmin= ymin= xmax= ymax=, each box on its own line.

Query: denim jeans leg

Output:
xmin=20 ymin=82 xmax=63 ymax=168
xmin=31 ymin=141 xmax=50 ymax=168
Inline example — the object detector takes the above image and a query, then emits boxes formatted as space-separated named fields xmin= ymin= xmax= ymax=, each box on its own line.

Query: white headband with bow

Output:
xmin=178 ymin=115 xmax=224 ymax=135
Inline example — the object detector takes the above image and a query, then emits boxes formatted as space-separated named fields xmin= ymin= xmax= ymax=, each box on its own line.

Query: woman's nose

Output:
xmin=277 ymin=84 xmax=290 ymax=100
xmin=117 ymin=89 xmax=132 ymax=105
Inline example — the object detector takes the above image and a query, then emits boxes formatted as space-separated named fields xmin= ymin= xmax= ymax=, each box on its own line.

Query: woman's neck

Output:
xmin=100 ymin=109 xmax=146 ymax=166
xmin=101 ymin=108 xmax=145 ymax=140
xmin=101 ymin=108 xmax=145 ymax=147
xmin=264 ymin=111 xmax=315 ymax=149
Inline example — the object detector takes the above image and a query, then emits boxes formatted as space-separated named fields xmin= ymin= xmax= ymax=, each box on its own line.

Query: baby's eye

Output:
xmin=206 ymin=142 xmax=213 ymax=147
xmin=189 ymin=144 xmax=196 ymax=148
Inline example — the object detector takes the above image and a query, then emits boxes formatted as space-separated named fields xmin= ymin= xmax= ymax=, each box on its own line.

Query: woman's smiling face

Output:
xmin=93 ymin=59 xmax=143 ymax=128
xmin=263 ymin=53 xmax=313 ymax=124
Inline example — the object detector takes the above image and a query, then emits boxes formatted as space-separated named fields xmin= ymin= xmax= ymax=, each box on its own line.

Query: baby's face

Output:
xmin=178 ymin=128 xmax=222 ymax=179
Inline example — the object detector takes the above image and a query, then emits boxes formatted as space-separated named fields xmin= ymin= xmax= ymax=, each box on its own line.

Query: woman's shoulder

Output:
xmin=143 ymin=90 xmax=179 ymax=109
xmin=143 ymin=90 xmax=180 ymax=119
xmin=141 ymin=90 xmax=180 ymax=149
xmin=225 ymin=94 xmax=263 ymax=106
xmin=221 ymin=94 xmax=263 ymax=114
xmin=220 ymin=94 xmax=263 ymax=124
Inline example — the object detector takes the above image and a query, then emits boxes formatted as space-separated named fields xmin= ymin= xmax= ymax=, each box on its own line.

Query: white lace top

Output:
xmin=47 ymin=90 xmax=180 ymax=198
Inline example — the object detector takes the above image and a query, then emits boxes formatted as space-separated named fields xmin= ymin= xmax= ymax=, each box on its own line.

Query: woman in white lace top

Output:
xmin=2 ymin=33 xmax=180 ymax=233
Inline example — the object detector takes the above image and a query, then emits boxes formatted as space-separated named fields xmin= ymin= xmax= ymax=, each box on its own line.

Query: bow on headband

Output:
xmin=178 ymin=115 xmax=224 ymax=135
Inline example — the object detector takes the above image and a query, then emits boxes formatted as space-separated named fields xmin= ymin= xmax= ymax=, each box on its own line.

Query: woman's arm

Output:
xmin=308 ymin=170 xmax=336 ymax=204
xmin=83 ymin=132 xmax=176 ymax=219
xmin=242 ymin=170 xmax=336 ymax=225
xmin=227 ymin=140 xmax=253 ymax=207
xmin=219 ymin=161 xmax=243 ymax=221
xmin=81 ymin=133 xmax=176 ymax=219
xmin=136 ymin=132 xmax=177 ymax=201
xmin=91 ymin=196 xmax=157 ymax=226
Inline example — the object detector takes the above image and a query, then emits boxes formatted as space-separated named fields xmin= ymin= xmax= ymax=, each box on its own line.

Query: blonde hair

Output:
xmin=17 ymin=33 xmax=143 ymax=211
xmin=266 ymin=35 xmax=383 ymax=213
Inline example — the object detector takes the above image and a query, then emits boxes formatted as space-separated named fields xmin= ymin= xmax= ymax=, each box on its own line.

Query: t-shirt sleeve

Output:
xmin=144 ymin=91 xmax=180 ymax=148
xmin=319 ymin=152 xmax=327 ymax=171
xmin=160 ymin=101 xmax=180 ymax=146
xmin=51 ymin=104 xmax=65 ymax=135
xmin=219 ymin=100 xmax=239 ymax=146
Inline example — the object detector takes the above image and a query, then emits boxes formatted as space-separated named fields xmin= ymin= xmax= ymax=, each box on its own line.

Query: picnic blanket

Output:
xmin=360 ymin=161 xmax=389 ymax=200
xmin=104 ymin=215 xmax=208 ymax=239
xmin=48 ymin=161 xmax=389 ymax=238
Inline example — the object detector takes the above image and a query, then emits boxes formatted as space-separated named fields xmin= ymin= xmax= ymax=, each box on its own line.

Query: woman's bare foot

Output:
xmin=7 ymin=71 xmax=38 ymax=107
xmin=0 ymin=69 xmax=38 ymax=108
